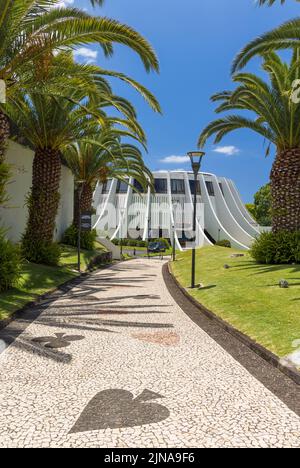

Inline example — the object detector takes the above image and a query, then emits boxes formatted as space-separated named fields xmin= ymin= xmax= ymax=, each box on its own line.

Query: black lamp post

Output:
xmin=77 ymin=180 xmax=85 ymax=272
xmin=188 ymin=151 xmax=205 ymax=289
xmin=119 ymin=208 xmax=125 ymax=258
xmin=172 ymin=224 xmax=176 ymax=262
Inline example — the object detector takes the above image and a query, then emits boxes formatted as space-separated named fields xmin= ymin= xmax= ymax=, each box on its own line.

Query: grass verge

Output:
xmin=0 ymin=242 xmax=107 ymax=322
xmin=171 ymin=246 xmax=300 ymax=358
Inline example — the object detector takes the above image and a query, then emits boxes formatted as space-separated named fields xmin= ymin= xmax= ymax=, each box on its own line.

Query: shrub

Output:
xmin=0 ymin=233 xmax=22 ymax=292
xmin=111 ymin=239 xmax=119 ymax=245
xmin=153 ymin=238 xmax=170 ymax=249
xmin=87 ymin=251 xmax=112 ymax=270
xmin=129 ymin=240 xmax=138 ymax=247
xmin=137 ymin=240 xmax=147 ymax=247
xmin=63 ymin=225 xmax=97 ymax=251
xmin=250 ymin=231 xmax=300 ymax=264
xmin=216 ymin=239 xmax=231 ymax=248
xmin=22 ymin=237 xmax=61 ymax=266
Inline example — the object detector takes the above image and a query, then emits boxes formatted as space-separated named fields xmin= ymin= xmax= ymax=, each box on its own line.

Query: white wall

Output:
xmin=0 ymin=140 xmax=74 ymax=243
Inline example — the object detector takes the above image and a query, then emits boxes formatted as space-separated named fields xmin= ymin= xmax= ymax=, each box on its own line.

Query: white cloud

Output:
xmin=160 ymin=155 xmax=189 ymax=164
xmin=74 ymin=47 xmax=98 ymax=63
xmin=213 ymin=146 xmax=240 ymax=156
xmin=52 ymin=0 xmax=74 ymax=8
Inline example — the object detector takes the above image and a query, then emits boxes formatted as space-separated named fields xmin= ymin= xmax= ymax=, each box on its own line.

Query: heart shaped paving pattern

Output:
xmin=131 ymin=331 xmax=180 ymax=347
xmin=70 ymin=389 xmax=170 ymax=433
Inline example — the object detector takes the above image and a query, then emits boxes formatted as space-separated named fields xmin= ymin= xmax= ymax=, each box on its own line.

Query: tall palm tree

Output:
xmin=199 ymin=52 xmax=300 ymax=233
xmin=0 ymin=0 xmax=159 ymax=160
xmin=64 ymin=134 xmax=152 ymax=227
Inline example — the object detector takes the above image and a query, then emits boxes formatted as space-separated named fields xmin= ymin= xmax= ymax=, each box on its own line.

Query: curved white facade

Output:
xmin=92 ymin=171 xmax=260 ymax=251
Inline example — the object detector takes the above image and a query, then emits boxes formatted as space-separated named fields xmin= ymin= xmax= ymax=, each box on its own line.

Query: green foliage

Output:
xmin=0 ymin=232 xmax=22 ymax=292
xmin=153 ymin=238 xmax=171 ymax=249
xmin=22 ymin=237 xmax=61 ymax=266
xmin=216 ymin=239 xmax=232 ymax=248
xmin=63 ymin=225 xmax=97 ymax=251
xmin=253 ymin=183 xmax=272 ymax=226
xmin=112 ymin=238 xmax=148 ymax=248
xmin=199 ymin=53 xmax=300 ymax=151
xmin=232 ymin=19 xmax=300 ymax=74
xmin=250 ymin=231 xmax=300 ymax=264
xmin=137 ymin=240 xmax=147 ymax=247
xmin=245 ymin=203 xmax=256 ymax=219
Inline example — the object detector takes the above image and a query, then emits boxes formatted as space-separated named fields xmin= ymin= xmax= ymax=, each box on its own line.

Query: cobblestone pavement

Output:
xmin=0 ymin=258 xmax=300 ymax=448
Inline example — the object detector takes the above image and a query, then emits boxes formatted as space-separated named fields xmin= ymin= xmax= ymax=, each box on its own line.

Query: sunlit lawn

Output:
xmin=0 ymin=242 xmax=107 ymax=322
xmin=171 ymin=246 xmax=300 ymax=357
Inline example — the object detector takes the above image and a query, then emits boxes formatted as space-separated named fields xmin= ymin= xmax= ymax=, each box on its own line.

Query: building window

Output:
xmin=116 ymin=179 xmax=129 ymax=194
xmin=219 ymin=183 xmax=224 ymax=196
xmin=189 ymin=180 xmax=201 ymax=195
xmin=171 ymin=179 xmax=185 ymax=194
xmin=206 ymin=181 xmax=215 ymax=196
xmin=154 ymin=179 xmax=168 ymax=194
xmin=133 ymin=179 xmax=147 ymax=194
xmin=102 ymin=180 xmax=112 ymax=194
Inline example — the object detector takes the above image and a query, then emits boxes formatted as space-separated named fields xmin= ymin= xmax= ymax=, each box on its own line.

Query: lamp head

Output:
xmin=187 ymin=151 xmax=205 ymax=175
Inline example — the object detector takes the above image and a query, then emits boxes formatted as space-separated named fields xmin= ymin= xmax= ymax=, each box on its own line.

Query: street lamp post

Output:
xmin=119 ymin=208 xmax=125 ymax=258
xmin=172 ymin=224 xmax=176 ymax=262
xmin=77 ymin=180 xmax=85 ymax=273
xmin=188 ymin=151 xmax=205 ymax=289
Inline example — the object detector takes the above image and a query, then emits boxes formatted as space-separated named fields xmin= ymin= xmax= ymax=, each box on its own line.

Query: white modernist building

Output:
xmin=92 ymin=171 xmax=261 ymax=251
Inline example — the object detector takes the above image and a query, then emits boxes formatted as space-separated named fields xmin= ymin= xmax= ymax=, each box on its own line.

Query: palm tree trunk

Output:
xmin=0 ymin=110 xmax=9 ymax=163
xmin=0 ymin=111 xmax=10 ymax=207
xmin=23 ymin=148 xmax=61 ymax=243
xmin=74 ymin=183 xmax=93 ymax=229
xmin=271 ymin=148 xmax=300 ymax=232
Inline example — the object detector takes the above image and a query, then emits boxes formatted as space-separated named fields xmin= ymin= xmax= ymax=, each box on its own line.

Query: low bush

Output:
xmin=88 ymin=251 xmax=112 ymax=270
xmin=22 ymin=237 xmax=61 ymax=266
xmin=137 ymin=240 xmax=147 ymax=247
xmin=112 ymin=238 xmax=148 ymax=248
xmin=0 ymin=233 xmax=22 ymax=292
xmin=216 ymin=239 xmax=231 ymax=248
xmin=250 ymin=231 xmax=300 ymax=264
xmin=152 ymin=238 xmax=171 ymax=250
xmin=63 ymin=225 xmax=97 ymax=251
xmin=129 ymin=240 xmax=138 ymax=247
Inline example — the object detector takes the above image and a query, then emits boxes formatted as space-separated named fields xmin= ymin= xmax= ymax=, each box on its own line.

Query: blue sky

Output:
xmin=72 ymin=0 xmax=299 ymax=203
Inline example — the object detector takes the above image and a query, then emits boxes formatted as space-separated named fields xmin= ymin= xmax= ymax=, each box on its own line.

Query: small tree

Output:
xmin=253 ymin=184 xmax=272 ymax=227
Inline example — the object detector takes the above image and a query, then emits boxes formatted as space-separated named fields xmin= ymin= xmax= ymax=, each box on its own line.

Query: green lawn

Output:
xmin=0 ymin=242 xmax=107 ymax=322
xmin=171 ymin=246 xmax=300 ymax=358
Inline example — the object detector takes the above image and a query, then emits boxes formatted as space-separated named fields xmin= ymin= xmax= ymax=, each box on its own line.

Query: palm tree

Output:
xmin=0 ymin=0 xmax=159 ymax=160
xmin=199 ymin=52 xmax=300 ymax=233
xmin=64 ymin=133 xmax=152 ymax=227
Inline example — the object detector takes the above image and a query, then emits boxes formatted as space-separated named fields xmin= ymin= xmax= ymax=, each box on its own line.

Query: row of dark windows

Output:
xmin=102 ymin=178 xmax=221 ymax=196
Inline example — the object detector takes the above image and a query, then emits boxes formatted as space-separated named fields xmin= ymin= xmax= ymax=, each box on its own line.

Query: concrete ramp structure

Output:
xmin=92 ymin=171 xmax=260 ymax=251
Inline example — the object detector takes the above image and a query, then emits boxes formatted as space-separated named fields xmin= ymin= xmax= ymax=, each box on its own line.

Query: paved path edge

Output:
xmin=163 ymin=262 xmax=300 ymax=416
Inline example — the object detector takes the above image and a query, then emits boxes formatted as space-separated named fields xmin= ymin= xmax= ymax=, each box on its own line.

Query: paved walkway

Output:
xmin=0 ymin=258 xmax=300 ymax=448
